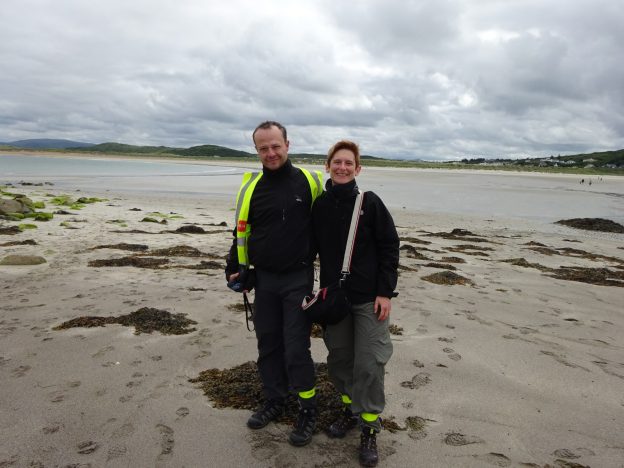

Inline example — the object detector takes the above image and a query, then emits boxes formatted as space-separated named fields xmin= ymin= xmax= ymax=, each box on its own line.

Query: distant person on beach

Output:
xmin=311 ymin=140 xmax=399 ymax=467
xmin=224 ymin=121 xmax=324 ymax=446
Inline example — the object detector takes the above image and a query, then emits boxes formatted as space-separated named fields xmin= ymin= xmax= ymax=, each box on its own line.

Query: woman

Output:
xmin=311 ymin=140 xmax=399 ymax=467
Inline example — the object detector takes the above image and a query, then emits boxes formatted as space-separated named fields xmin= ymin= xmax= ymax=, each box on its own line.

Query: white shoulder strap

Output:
xmin=341 ymin=190 xmax=364 ymax=276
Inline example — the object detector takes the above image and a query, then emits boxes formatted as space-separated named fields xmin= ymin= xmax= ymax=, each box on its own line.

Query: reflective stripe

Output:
xmin=298 ymin=388 xmax=316 ymax=399
xmin=361 ymin=412 xmax=379 ymax=422
xmin=235 ymin=172 xmax=263 ymax=267
xmin=234 ymin=172 xmax=262 ymax=227
xmin=300 ymin=168 xmax=324 ymax=201
xmin=341 ymin=394 xmax=352 ymax=405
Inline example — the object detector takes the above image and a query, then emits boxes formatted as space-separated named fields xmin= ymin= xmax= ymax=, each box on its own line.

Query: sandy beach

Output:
xmin=1 ymin=167 xmax=624 ymax=467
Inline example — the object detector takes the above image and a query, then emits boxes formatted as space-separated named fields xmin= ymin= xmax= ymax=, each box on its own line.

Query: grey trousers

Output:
xmin=323 ymin=302 xmax=393 ymax=430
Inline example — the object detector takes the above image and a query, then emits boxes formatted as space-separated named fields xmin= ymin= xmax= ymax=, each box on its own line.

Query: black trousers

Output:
xmin=253 ymin=267 xmax=315 ymax=403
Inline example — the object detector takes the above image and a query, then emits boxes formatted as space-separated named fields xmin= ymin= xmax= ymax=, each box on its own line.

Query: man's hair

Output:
xmin=252 ymin=121 xmax=287 ymax=144
xmin=327 ymin=140 xmax=361 ymax=167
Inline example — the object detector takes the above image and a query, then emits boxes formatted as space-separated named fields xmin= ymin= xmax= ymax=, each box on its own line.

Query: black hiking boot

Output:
xmin=246 ymin=399 xmax=285 ymax=429
xmin=327 ymin=406 xmax=358 ymax=438
xmin=288 ymin=407 xmax=317 ymax=446
xmin=359 ymin=427 xmax=379 ymax=467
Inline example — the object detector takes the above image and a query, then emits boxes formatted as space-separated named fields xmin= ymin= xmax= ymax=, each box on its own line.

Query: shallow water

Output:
xmin=2 ymin=154 xmax=623 ymax=224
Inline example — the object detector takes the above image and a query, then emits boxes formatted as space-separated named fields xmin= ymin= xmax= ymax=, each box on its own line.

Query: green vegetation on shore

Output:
xmin=2 ymin=142 xmax=623 ymax=175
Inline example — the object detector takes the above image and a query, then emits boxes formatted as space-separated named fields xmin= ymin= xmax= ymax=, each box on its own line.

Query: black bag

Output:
xmin=302 ymin=282 xmax=351 ymax=325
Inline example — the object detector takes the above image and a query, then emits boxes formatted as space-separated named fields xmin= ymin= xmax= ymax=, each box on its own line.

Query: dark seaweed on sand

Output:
xmin=422 ymin=270 xmax=473 ymax=285
xmin=555 ymin=218 xmax=624 ymax=233
xmin=189 ymin=361 xmax=343 ymax=432
xmin=53 ymin=307 xmax=197 ymax=335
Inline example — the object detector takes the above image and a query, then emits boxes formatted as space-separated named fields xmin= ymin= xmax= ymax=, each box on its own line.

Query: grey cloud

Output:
xmin=1 ymin=0 xmax=623 ymax=158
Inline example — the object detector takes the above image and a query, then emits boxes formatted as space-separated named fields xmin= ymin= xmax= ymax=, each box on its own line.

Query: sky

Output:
xmin=1 ymin=0 xmax=623 ymax=160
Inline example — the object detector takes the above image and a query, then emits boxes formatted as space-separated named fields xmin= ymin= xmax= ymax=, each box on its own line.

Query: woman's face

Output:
xmin=327 ymin=149 xmax=361 ymax=185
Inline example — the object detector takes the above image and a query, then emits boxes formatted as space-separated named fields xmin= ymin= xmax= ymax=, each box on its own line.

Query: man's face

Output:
xmin=327 ymin=149 xmax=361 ymax=185
xmin=254 ymin=126 xmax=289 ymax=170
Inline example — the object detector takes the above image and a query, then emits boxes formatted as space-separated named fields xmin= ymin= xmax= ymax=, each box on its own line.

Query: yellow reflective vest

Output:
xmin=234 ymin=167 xmax=323 ymax=267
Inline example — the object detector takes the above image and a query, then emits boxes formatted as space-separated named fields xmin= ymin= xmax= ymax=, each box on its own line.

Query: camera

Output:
xmin=227 ymin=268 xmax=251 ymax=292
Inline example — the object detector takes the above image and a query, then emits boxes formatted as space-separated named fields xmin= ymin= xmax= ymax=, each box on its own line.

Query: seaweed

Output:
xmin=88 ymin=256 xmax=169 ymax=268
xmin=53 ymin=307 xmax=197 ymax=335
xmin=189 ymin=361 xmax=342 ymax=432
xmin=421 ymin=270 xmax=473 ymax=285
xmin=90 ymin=243 xmax=149 ymax=252
xmin=555 ymin=218 xmax=624 ymax=233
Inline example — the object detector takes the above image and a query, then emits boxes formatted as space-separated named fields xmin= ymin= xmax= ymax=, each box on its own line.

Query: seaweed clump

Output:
xmin=189 ymin=361 xmax=342 ymax=431
xmin=556 ymin=218 xmax=624 ymax=233
xmin=422 ymin=271 xmax=473 ymax=286
xmin=0 ymin=239 xmax=37 ymax=246
xmin=53 ymin=307 xmax=197 ymax=335
xmin=547 ymin=267 xmax=624 ymax=287
xmin=90 ymin=243 xmax=149 ymax=252
xmin=88 ymin=256 xmax=169 ymax=268
xmin=0 ymin=226 xmax=21 ymax=235
xmin=426 ymin=228 xmax=491 ymax=243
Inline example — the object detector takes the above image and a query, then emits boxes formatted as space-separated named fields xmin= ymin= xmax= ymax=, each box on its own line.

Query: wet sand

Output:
xmin=1 ymin=174 xmax=624 ymax=467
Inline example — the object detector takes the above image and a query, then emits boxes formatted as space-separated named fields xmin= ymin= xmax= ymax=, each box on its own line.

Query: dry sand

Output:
xmin=1 ymin=174 xmax=623 ymax=467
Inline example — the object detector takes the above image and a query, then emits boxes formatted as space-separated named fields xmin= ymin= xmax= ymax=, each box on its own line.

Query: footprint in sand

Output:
xmin=42 ymin=423 xmax=63 ymax=434
xmin=77 ymin=440 xmax=99 ymax=454
xmin=444 ymin=432 xmax=484 ymax=446
xmin=48 ymin=391 xmax=65 ymax=403
xmin=472 ymin=452 xmax=512 ymax=467
xmin=11 ymin=365 xmax=31 ymax=377
xmin=443 ymin=348 xmax=462 ymax=361
xmin=107 ymin=444 xmax=128 ymax=461
xmin=553 ymin=447 xmax=595 ymax=459
xmin=175 ymin=407 xmax=189 ymax=420
xmin=400 ymin=372 xmax=431 ymax=389
xmin=156 ymin=424 xmax=174 ymax=463
xmin=92 ymin=345 xmax=115 ymax=358
xmin=246 ymin=430 xmax=282 ymax=462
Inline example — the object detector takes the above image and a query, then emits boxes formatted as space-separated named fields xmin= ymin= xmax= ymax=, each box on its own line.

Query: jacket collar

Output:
xmin=326 ymin=178 xmax=359 ymax=200
xmin=262 ymin=159 xmax=293 ymax=178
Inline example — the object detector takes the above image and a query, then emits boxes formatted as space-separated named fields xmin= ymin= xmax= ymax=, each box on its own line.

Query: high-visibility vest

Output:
xmin=234 ymin=167 xmax=323 ymax=267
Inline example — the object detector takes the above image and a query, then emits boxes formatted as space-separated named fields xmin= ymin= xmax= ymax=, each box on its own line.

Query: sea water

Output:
xmin=1 ymin=154 xmax=623 ymax=223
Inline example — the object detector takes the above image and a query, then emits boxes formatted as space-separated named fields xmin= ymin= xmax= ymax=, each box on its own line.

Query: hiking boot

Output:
xmin=247 ymin=399 xmax=285 ymax=429
xmin=327 ymin=407 xmax=358 ymax=438
xmin=288 ymin=407 xmax=317 ymax=446
xmin=359 ymin=428 xmax=379 ymax=467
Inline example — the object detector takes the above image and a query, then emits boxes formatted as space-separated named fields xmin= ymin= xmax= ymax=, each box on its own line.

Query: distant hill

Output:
xmin=2 ymin=138 xmax=96 ymax=149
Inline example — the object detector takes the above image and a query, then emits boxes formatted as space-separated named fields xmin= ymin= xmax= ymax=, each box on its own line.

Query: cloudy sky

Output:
xmin=1 ymin=0 xmax=623 ymax=160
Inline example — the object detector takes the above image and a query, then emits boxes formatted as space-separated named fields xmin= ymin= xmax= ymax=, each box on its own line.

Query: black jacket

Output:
xmin=311 ymin=179 xmax=399 ymax=304
xmin=226 ymin=160 xmax=314 ymax=276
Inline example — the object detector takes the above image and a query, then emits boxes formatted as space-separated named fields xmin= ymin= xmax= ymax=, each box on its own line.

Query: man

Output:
xmin=225 ymin=121 xmax=323 ymax=446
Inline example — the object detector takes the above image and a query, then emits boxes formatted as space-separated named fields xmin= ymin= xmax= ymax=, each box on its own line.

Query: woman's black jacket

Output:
xmin=311 ymin=179 xmax=399 ymax=305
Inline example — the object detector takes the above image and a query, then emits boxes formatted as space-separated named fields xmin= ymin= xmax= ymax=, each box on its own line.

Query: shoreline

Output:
xmin=2 ymin=150 xmax=622 ymax=178
xmin=1 ymin=184 xmax=623 ymax=466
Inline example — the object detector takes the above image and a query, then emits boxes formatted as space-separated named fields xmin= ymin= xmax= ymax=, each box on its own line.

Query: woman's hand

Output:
xmin=374 ymin=296 xmax=391 ymax=321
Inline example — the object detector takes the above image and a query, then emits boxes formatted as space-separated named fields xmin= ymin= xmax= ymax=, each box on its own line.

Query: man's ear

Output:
xmin=355 ymin=166 xmax=362 ymax=176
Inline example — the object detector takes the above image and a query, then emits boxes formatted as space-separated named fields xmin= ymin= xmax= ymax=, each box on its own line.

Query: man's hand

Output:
xmin=228 ymin=272 xmax=239 ymax=283
xmin=374 ymin=296 xmax=391 ymax=321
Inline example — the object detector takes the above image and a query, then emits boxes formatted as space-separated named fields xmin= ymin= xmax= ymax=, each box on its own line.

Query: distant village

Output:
xmin=451 ymin=153 xmax=623 ymax=169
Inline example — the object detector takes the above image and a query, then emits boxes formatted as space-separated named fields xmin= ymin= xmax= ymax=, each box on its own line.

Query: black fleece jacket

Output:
xmin=225 ymin=159 xmax=314 ymax=276
xmin=311 ymin=179 xmax=399 ymax=304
